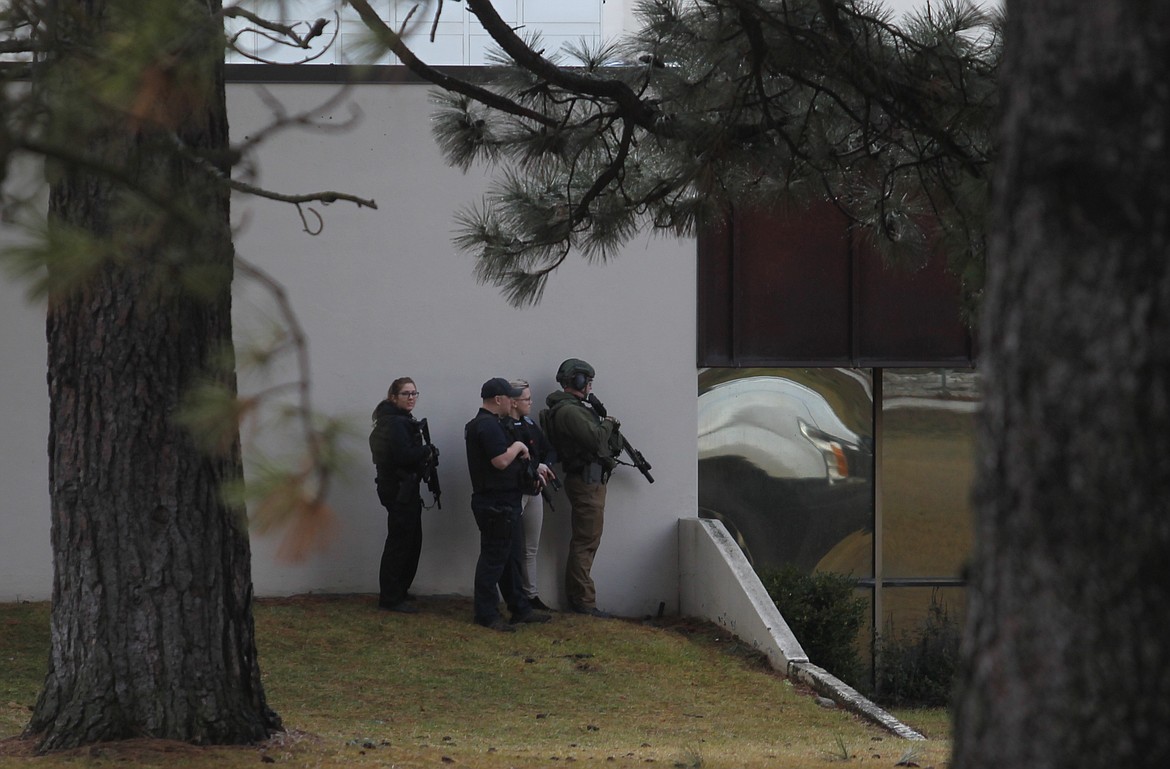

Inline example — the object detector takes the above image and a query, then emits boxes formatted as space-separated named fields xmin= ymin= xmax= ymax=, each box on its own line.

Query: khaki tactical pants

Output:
xmin=564 ymin=473 xmax=608 ymax=609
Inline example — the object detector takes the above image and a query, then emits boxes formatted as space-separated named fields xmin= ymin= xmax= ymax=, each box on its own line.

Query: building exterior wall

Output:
xmin=0 ymin=194 xmax=50 ymax=601
xmin=224 ymin=0 xmax=930 ymax=67
xmin=227 ymin=1 xmax=618 ymax=66
xmin=0 ymin=80 xmax=698 ymax=617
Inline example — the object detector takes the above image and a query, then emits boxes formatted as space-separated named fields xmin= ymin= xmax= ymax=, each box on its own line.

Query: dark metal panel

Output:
xmin=224 ymin=63 xmax=495 ymax=84
xmin=854 ymin=234 xmax=974 ymax=364
xmin=696 ymin=222 xmax=734 ymax=366
xmin=697 ymin=204 xmax=976 ymax=367
xmin=732 ymin=203 xmax=852 ymax=363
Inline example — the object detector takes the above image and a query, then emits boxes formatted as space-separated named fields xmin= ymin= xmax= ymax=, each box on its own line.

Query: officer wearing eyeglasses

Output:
xmin=507 ymin=378 xmax=558 ymax=612
xmin=369 ymin=377 xmax=435 ymax=613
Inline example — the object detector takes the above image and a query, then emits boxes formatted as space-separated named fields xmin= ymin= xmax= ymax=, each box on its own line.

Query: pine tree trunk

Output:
xmin=25 ymin=0 xmax=279 ymax=750
xmin=954 ymin=3 xmax=1170 ymax=768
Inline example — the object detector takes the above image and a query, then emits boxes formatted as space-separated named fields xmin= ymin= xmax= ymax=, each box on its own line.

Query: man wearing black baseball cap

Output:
xmin=464 ymin=378 xmax=552 ymax=631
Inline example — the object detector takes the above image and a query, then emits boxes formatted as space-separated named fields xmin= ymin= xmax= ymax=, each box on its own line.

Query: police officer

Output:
xmin=369 ymin=377 xmax=436 ymax=613
xmin=465 ymin=378 xmax=553 ymax=632
xmin=541 ymin=359 xmax=621 ymax=617
xmin=506 ymin=379 xmax=558 ymax=612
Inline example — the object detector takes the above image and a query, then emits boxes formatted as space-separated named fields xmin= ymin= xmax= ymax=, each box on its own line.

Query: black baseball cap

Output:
xmin=481 ymin=377 xmax=523 ymax=399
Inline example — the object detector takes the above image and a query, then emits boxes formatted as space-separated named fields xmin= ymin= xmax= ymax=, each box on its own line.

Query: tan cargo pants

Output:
xmin=564 ymin=473 xmax=608 ymax=609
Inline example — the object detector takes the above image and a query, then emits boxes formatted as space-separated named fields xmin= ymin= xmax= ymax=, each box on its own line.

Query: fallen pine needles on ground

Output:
xmin=0 ymin=594 xmax=951 ymax=769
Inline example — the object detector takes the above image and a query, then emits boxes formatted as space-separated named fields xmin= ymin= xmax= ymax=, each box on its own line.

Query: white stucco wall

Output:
xmin=0 ymin=185 xmax=51 ymax=601
xmin=0 ymin=79 xmax=697 ymax=617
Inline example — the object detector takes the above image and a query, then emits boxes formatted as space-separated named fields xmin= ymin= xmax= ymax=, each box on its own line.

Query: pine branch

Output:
xmin=463 ymin=0 xmax=666 ymax=133
xmin=414 ymin=0 xmax=998 ymax=306
xmin=347 ymin=0 xmax=558 ymax=128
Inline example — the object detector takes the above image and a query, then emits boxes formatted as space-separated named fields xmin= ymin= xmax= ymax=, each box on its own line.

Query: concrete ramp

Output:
xmin=678 ymin=517 xmax=925 ymax=741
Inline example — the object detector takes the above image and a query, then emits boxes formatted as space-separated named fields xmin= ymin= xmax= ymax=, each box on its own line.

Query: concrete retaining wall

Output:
xmin=678 ymin=518 xmax=925 ymax=740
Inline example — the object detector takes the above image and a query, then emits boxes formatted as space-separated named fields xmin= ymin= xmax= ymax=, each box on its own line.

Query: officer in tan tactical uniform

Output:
xmin=540 ymin=359 xmax=623 ymax=618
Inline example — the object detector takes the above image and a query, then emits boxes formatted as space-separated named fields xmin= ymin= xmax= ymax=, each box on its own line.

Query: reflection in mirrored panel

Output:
xmin=881 ymin=369 xmax=979 ymax=579
xmin=879 ymin=585 xmax=968 ymax=639
xmin=698 ymin=368 xmax=874 ymax=576
xmin=698 ymin=367 xmax=979 ymax=692
xmin=872 ymin=586 xmax=967 ymax=701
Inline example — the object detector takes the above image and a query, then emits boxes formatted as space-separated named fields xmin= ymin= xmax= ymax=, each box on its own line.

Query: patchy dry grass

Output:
xmin=1 ymin=595 xmax=950 ymax=768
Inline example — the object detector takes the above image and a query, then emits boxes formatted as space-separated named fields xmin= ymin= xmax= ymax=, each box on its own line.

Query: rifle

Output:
xmin=541 ymin=472 xmax=561 ymax=511
xmin=586 ymin=394 xmax=654 ymax=484
xmin=419 ymin=418 xmax=442 ymax=509
xmin=504 ymin=417 xmax=556 ymax=509
xmin=619 ymin=434 xmax=655 ymax=484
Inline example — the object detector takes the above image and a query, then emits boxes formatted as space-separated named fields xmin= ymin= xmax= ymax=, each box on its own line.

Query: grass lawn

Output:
xmin=1 ymin=595 xmax=951 ymax=768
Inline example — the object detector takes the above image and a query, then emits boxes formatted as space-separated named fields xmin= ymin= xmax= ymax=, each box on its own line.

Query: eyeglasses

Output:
xmin=396 ymin=391 xmax=420 ymax=399
xmin=514 ymin=397 xmax=532 ymax=403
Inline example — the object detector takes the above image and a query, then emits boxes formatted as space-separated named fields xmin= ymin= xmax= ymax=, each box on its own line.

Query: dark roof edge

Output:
xmin=224 ymin=63 xmax=495 ymax=85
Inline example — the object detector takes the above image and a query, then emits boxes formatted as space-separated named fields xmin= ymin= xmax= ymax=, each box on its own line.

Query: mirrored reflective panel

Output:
xmin=881 ymin=369 xmax=979 ymax=579
xmin=854 ymin=587 xmax=876 ymax=684
xmin=874 ymin=585 xmax=967 ymax=701
xmin=878 ymin=586 xmax=967 ymax=641
xmin=698 ymin=368 xmax=874 ymax=575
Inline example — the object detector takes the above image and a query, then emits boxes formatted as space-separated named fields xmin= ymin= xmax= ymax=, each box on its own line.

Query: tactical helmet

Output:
xmin=556 ymin=358 xmax=595 ymax=387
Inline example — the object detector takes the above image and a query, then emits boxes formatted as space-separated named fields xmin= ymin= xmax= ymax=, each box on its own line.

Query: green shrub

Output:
xmin=759 ymin=565 xmax=866 ymax=686
xmin=872 ymin=590 xmax=961 ymax=708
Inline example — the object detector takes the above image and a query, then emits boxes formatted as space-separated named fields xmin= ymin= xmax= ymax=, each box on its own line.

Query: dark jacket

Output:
xmin=369 ymin=401 xmax=429 ymax=503
xmin=505 ymin=415 xmax=558 ymax=495
xmin=464 ymin=408 xmax=522 ymax=498
xmin=542 ymin=390 xmax=619 ymax=473
xmin=506 ymin=415 xmax=557 ymax=466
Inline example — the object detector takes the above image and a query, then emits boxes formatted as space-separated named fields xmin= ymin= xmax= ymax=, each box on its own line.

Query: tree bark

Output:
xmin=25 ymin=0 xmax=279 ymax=750
xmin=954 ymin=3 xmax=1170 ymax=768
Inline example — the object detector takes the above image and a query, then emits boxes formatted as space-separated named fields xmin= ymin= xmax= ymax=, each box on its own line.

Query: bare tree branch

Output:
xmin=222 ymin=6 xmax=331 ymax=50
xmin=234 ymin=252 xmax=332 ymax=508
xmin=462 ymin=0 xmax=666 ymax=133
xmin=347 ymin=0 xmax=559 ymax=127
